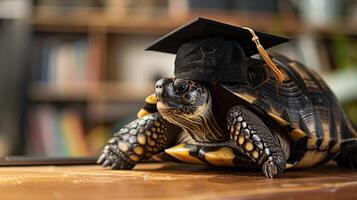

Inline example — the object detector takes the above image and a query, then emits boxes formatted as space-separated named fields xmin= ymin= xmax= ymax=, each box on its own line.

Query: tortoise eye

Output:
xmin=176 ymin=84 xmax=189 ymax=93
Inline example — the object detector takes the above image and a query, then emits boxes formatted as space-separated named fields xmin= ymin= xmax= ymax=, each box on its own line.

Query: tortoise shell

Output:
xmin=217 ymin=53 xmax=356 ymax=168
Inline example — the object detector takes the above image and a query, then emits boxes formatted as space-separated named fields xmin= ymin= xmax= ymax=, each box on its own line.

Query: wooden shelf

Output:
xmin=29 ymin=82 xmax=155 ymax=102
xmin=31 ymin=8 xmax=357 ymax=35
xmin=32 ymin=6 xmax=178 ymax=34
xmin=31 ymin=11 xmax=283 ymax=34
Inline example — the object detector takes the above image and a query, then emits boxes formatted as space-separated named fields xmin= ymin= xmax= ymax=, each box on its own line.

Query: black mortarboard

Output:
xmin=146 ymin=17 xmax=289 ymax=83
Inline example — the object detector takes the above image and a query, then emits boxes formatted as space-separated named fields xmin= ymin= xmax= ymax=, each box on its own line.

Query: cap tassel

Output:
xmin=243 ymin=27 xmax=285 ymax=83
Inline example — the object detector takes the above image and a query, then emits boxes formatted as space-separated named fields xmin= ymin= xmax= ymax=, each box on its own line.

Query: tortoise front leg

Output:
xmin=98 ymin=113 xmax=181 ymax=169
xmin=227 ymin=105 xmax=290 ymax=178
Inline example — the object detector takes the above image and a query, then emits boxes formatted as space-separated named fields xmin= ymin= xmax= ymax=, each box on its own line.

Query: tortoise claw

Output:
xmin=262 ymin=157 xmax=284 ymax=178
xmin=97 ymin=153 xmax=106 ymax=164
xmin=102 ymin=159 xmax=111 ymax=167
xmin=98 ymin=144 xmax=135 ymax=170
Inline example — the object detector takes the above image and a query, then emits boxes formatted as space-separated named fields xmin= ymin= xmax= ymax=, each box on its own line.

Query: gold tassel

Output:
xmin=242 ymin=27 xmax=285 ymax=83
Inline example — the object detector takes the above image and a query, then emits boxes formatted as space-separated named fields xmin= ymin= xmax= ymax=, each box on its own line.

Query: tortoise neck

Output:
xmin=161 ymin=93 xmax=227 ymax=143
xmin=182 ymin=96 xmax=227 ymax=143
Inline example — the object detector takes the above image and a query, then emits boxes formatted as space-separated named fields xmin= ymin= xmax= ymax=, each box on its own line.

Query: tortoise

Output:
xmin=97 ymin=18 xmax=357 ymax=178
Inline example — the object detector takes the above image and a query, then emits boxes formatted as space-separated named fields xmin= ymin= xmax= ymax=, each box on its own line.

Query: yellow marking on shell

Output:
xmin=165 ymin=144 xmax=205 ymax=165
xmin=245 ymin=142 xmax=254 ymax=151
xmin=333 ymin=122 xmax=342 ymax=152
xmin=306 ymin=121 xmax=318 ymax=148
xmin=145 ymin=93 xmax=157 ymax=104
xmin=235 ymin=92 xmax=257 ymax=104
xmin=152 ymin=133 xmax=158 ymax=139
xmin=118 ymin=142 xmax=128 ymax=152
xmin=319 ymin=121 xmax=331 ymax=150
xmin=238 ymin=136 xmax=245 ymax=145
xmin=290 ymin=62 xmax=308 ymax=79
xmin=133 ymin=146 xmax=144 ymax=155
xmin=268 ymin=112 xmax=289 ymax=126
xmin=137 ymin=109 xmax=150 ymax=119
xmin=129 ymin=154 xmax=139 ymax=162
xmin=330 ymin=142 xmax=341 ymax=153
xmin=252 ymin=150 xmax=259 ymax=159
xmin=137 ymin=135 xmax=146 ymax=145
xmin=204 ymin=147 xmax=235 ymax=167
xmin=306 ymin=137 xmax=318 ymax=149
xmin=155 ymin=121 xmax=161 ymax=126
xmin=294 ymin=150 xmax=327 ymax=168
xmin=286 ymin=163 xmax=296 ymax=169
xmin=289 ymin=129 xmax=307 ymax=142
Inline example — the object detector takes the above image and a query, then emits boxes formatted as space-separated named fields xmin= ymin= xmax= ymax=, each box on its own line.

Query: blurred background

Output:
xmin=0 ymin=0 xmax=356 ymax=158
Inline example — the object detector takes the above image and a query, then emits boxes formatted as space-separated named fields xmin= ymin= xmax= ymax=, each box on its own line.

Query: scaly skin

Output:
xmin=227 ymin=105 xmax=289 ymax=178
xmin=97 ymin=113 xmax=180 ymax=169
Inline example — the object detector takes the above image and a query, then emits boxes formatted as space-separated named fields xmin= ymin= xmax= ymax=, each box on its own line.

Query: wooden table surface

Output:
xmin=1 ymin=162 xmax=357 ymax=200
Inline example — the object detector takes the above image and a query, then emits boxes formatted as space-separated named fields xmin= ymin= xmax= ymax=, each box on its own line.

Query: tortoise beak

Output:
xmin=155 ymin=79 xmax=165 ymax=102
xmin=155 ymin=77 xmax=174 ymax=102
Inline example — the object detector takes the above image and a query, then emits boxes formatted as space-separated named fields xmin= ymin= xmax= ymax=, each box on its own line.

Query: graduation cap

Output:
xmin=146 ymin=17 xmax=289 ymax=83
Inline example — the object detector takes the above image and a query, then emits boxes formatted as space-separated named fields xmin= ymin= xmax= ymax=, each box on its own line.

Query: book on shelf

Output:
xmin=26 ymin=105 xmax=111 ymax=157
xmin=32 ymin=35 xmax=101 ymax=89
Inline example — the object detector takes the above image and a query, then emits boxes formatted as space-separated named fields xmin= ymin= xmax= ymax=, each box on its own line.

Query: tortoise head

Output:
xmin=155 ymin=77 xmax=226 ymax=142
xmin=155 ymin=77 xmax=209 ymax=117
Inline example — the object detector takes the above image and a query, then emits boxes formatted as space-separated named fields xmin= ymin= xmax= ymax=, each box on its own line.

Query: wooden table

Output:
xmin=0 ymin=162 xmax=357 ymax=200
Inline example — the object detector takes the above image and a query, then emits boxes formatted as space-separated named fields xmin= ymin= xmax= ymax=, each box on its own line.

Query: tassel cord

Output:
xmin=243 ymin=27 xmax=285 ymax=84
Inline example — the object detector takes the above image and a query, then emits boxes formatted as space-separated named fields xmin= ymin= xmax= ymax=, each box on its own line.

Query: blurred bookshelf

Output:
xmin=2 ymin=0 xmax=356 ymax=157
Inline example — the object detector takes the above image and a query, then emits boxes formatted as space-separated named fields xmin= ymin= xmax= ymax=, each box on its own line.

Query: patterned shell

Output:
xmin=221 ymin=53 xmax=356 ymax=168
